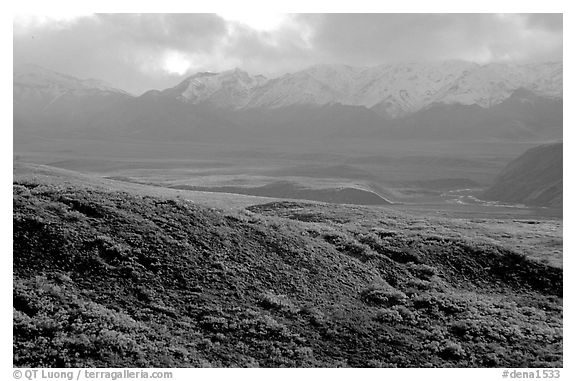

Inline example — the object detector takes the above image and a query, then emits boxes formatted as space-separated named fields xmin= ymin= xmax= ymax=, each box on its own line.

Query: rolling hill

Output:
xmin=482 ymin=143 xmax=562 ymax=207
xmin=13 ymin=165 xmax=562 ymax=367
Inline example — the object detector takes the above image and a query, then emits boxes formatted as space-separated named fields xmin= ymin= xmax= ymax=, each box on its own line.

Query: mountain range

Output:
xmin=169 ymin=61 xmax=562 ymax=116
xmin=14 ymin=61 xmax=563 ymax=141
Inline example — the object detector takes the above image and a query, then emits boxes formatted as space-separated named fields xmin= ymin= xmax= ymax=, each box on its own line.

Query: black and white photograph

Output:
xmin=10 ymin=3 xmax=566 ymax=376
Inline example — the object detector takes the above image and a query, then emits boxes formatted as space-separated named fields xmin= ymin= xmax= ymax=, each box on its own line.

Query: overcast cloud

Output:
xmin=13 ymin=13 xmax=563 ymax=95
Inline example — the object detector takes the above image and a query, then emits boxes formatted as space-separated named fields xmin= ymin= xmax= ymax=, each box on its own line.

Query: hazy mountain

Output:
xmin=13 ymin=61 xmax=563 ymax=141
xmin=482 ymin=143 xmax=562 ymax=207
xmin=14 ymin=64 xmax=131 ymax=137
xmin=87 ymin=90 xmax=237 ymax=140
xmin=383 ymin=89 xmax=563 ymax=140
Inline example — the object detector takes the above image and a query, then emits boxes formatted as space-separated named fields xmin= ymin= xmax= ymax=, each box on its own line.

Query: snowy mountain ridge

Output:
xmin=170 ymin=61 xmax=562 ymax=118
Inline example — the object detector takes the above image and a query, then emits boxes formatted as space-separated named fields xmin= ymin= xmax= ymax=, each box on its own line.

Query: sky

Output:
xmin=13 ymin=13 xmax=563 ymax=95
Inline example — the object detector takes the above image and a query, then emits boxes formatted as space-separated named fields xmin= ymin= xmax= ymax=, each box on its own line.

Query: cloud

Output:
xmin=302 ymin=14 xmax=562 ymax=65
xmin=14 ymin=14 xmax=230 ymax=93
xmin=13 ymin=13 xmax=563 ymax=94
xmin=523 ymin=13 xmax=563 ymax=32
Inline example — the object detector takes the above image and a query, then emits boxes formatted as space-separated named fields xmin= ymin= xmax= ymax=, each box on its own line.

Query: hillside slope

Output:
xmin=13 ymin=175 xmax=562 ymax=368
xmin=483 ymin=143 xmax=562 ymax=207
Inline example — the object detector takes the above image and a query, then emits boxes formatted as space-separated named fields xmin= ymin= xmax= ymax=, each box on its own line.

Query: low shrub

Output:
xmin=259 ymin=292 xmax=298 ymax=313
xmin=374 ymin=308 xmax=403 ymax=324
xmin=407 ymin=263 xmax=438 ymax=280
xmin=361 ymin=285 xmax=407 ymax=307
xmin=440 ymin=341 xmax=466 ymax=360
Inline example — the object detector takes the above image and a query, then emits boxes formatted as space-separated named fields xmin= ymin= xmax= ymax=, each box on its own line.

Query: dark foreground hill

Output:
xmin=483 ymin=143 xmax=562 ymax=208
xmin=13 ymin=177 xmax=562 ymax=367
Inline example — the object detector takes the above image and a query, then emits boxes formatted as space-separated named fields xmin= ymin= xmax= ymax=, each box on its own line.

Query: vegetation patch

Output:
xmin=13 ymin=182 xmax=563 ymax=367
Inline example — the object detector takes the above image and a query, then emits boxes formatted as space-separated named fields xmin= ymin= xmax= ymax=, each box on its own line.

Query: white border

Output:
xmin=3 ymin=2 xmax=572 ymax=380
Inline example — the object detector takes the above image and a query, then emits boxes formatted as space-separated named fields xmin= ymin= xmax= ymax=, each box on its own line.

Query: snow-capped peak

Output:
xmin=173 ymin=68 xmax=268 ymax=108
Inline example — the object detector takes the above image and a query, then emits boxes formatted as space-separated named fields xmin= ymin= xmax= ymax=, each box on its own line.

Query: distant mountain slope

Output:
xmin=482 ymin=143 xmax=562 ymax=207
xmin=14 ymin=64 xmax=128 ymax=96
xmin=384 ymin=89 xmax=563 ymax=140
xmin=13 ymin=175 xmax=562 ymax=367
xmin=14 ymin=64 xmax=132 ymax=137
